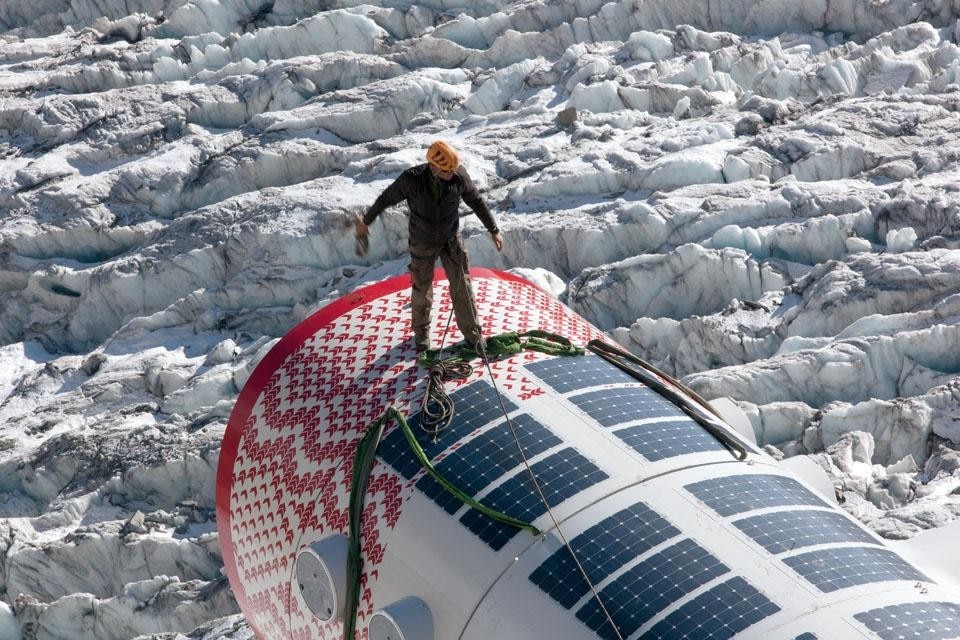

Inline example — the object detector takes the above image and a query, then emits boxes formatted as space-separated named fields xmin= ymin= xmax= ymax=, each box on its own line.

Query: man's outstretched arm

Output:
xmin=356 ymin=174 xmax=408 ymax=241
xmin=460 ymin=170 xmax=503 ymax=251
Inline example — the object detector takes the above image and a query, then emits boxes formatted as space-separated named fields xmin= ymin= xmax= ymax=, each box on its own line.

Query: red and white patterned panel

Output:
xmin=216 ymin=268 xmax=606 ymax=639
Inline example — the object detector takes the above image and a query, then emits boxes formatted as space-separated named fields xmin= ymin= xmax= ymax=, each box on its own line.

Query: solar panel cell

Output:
xmin=569 ymin=386 xmax=687 ymax=428
xmin=524 ymin=355 xmax=636 ymax=393
xmin=529 ymin=502 xmax=681 ymax=608
xmin=377 ymin=381 xmax=518 ymax=479
xmin=685 ymin=474 xmax=828 ymax=517
xmin=854 ymin=602 xmax=960 ymax=640
xmin=733 ymin=510 xmax=877 ymax=554
xmin=616 ymin=420 xmax=725 ymax=461
xmin=783 ymin=547 xmax=930 ymax=593
xmin=460 ymin=448 xmax=608 ymax=550
xmin=415 ymin=414 xmax=563 ymax=514
xmin=575 ymin=538 xmax=729 ymax=639
xmin=641 ymin=576 xmax=781 ymax=640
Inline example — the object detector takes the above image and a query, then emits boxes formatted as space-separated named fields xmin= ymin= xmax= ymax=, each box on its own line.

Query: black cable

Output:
xmin=587 ymin=339 xmax=750 ymax=461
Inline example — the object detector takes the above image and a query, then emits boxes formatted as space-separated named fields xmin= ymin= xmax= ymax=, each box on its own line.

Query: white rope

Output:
xmin=444 ymin=266 xmax=625 ymax=640
xmin=480 ymin=352 xmax=625 ymax=640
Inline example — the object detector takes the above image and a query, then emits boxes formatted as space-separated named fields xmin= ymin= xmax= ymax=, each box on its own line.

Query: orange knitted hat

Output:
xmin=426 ymin=140 xmax=459 ymax=172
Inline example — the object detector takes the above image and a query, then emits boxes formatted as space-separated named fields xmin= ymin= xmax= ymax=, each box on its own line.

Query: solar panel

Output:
xmin=641 ymin=576 xmax=781 ymax=640
xmin=460 ymin=448 xmax=608 ymax=550
xmin=854 ymin=602 xmax=960 ymax=640
xmin=685 ymin=474 xmax=828 ymax=517
xmin=445 ymin=380 xmax=519 ymax=432
xmin=576 ymin=538 xmax=729 ymax=640
xmin=733 ymin=509 xmax=878 ymax=554
xmin=415 ymin=414 xmax=563 ymax=514
xmin=615 ymin=420 xmax=725 ymax=461
xmin=377 ymin=381 xmax=518 ymax=479
xmin=783 ymin=547 xmax=930 ymax=593
xmin=524 ymin=354 xmax=636 ymax=393
xmin=569 ymin=386 xmax=687 ymax=427
xmin=529 ymin=501 xmax=681 ymax=608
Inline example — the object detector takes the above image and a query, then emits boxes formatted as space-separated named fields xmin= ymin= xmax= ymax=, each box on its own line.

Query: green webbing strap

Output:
xmin=392 ymin=406 xmax=541 ymax=535
xmin=418 ymin=329 xmax=584 ymax=367
xmin=344 ymin=416 xmax=386 ymax=640
xmin=344 ymin=407 xmax=540 ymax=640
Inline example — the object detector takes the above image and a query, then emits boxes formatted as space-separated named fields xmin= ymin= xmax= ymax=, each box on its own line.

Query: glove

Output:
xmin=355 ymin=232 xmax=369 ymax=257
xmin=353 ymin=211 xmax=370 ymax=257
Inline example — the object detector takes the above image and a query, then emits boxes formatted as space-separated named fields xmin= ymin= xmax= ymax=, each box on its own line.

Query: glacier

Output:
xmin=2 ymin=0 xmax=960 ymax=638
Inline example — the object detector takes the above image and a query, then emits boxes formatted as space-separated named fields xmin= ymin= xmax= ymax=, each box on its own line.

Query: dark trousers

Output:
xmin=408 ymin=235 xmax=482 ymax=344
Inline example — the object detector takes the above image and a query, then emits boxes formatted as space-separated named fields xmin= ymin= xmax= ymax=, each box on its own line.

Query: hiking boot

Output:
xmin=462 ymin=326 xmax=485 ymax=353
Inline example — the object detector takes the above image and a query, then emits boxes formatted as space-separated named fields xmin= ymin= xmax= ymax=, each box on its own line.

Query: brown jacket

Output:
xmin=364 ymin=164 xmax=498 ymax=247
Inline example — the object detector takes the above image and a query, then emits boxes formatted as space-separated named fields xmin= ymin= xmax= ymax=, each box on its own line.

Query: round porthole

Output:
xmin=294 ymin=535 xmax=348 ymax=622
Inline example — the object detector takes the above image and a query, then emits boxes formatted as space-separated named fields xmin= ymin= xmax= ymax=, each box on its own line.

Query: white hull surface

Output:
xmin=217 ymin=269 xmax=960 ymax=640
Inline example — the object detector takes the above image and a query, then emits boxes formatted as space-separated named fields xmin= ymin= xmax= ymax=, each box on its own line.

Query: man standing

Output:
xmin=355 ymin=140 xmax=504 ymax=352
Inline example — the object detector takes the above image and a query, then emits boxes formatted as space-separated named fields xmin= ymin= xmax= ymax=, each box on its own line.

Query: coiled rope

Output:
xmin=416 ymin=330 xmax=583 ymax=440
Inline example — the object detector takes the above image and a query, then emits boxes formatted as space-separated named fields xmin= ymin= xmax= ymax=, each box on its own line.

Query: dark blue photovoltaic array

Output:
xmin=854 ymin=602 xmax=960 ymax=640
xmin=568 ymin=386 xmax=687 ymax=427
xmin=684 ymin=474 xmax=828 ymax=517
xmin=415 ymin=414 xmax=562 ymax=514
xmin=460 ymin=448 xmax=608 ymax=550
xmin=576 ymin=538 xmax=729 ymax=640
xmin=615 ymin=420 xmax=725 ymax=460
xmin=783 ymin=547 xmax=930 ymax=593
xmin=524 ymin=355 xmax=636 ymax=393
xmin=529 ymin=501 xmax=681 ymax=608
xmin=377 ymin=381 xmax=518 ymax=479
xmin=733 ymin=509 xmax=877 ymax=554
xmin=641 ymin=576 xmax=781 ymax=640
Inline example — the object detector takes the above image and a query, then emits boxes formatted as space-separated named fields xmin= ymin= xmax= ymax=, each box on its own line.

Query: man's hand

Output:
xmin=491 ymin=231 xmax=504 ymax=252
xmin=354 ymin=214 xmax=370 ymax=256
xmin=354 ymin=216 xmax=370 ymax=238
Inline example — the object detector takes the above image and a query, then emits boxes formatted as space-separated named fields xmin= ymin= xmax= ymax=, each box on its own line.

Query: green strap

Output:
xmin=344 ymin=416 xmax=386 ymax=640
xmin=389 ymin=407 xmax=540 ymax=535
xmin=418 ymin=330 xmax=584 ymax=367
